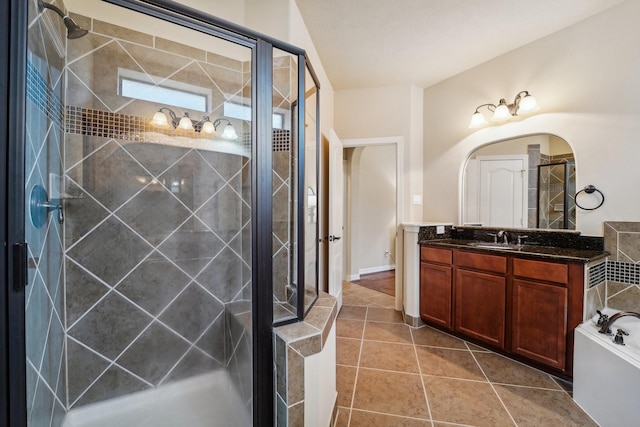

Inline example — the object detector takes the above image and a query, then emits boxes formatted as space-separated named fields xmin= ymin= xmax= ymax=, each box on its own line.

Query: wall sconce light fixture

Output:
xmin=151 ymin=107 xmax=238 ymax=140
xmin=469 ymin=90 xmax=539 ymax=129
xmin=212 ymin=118 xmax=239 ymax=140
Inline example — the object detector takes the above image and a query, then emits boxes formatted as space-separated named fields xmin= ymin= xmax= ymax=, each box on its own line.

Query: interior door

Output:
xmin=328 ymin=129 xmax=344 ymax=309
xmin=478 ymin=156 xmax=527 ymax=228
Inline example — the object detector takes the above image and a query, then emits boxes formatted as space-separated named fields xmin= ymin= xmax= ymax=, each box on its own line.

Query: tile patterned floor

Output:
xmin=334 ymin=281 xmax=598 ymax=427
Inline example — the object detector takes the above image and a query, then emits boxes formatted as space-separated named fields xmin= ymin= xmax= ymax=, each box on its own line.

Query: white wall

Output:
xmin=356 ymin=145 xmax=396 ymax=273
xmin=423 ymin=0 xmax=640 ymax=236
xmin=335 ymin=85 xmax=423 ymax=222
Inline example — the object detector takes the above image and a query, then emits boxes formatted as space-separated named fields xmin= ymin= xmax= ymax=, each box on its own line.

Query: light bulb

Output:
xmin=492 ymin=100 xmax=511 ymax=121
xmin=201 ymin=120 xmax=216 ymax=134
xmin=151 ymin=111 xmax=168 ymax=126
xmin=469 ymin=112 xmax=488 ymax=129
xmin=221 ymin=124 xmax=238 ymax=140
xmin=518 ymin=94 xmax=539 ymax=113
xmin=178 ymin=115 xmax=193 ymax=130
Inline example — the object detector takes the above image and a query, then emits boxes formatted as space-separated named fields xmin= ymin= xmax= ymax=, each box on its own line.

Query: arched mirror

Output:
xmin=462 ymin=134 xmax=575 ymax=230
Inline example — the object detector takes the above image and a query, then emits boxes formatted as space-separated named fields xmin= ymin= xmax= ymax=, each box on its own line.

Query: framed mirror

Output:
xmin=462 ymin=134 xmax=575 ymax=229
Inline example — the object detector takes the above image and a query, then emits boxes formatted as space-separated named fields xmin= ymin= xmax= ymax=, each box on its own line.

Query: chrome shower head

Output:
xmin=39 ymin=1 xmax=89 ymax=39
xmin=63 ymin=16 xmax=89 ymax=39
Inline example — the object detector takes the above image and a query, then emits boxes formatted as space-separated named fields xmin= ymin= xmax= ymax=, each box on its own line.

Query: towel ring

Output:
xmin=575 ymin=185 xmax=604 ymax=211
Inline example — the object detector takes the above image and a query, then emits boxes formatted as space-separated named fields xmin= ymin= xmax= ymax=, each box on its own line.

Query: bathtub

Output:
xmin=62 ymin=370 xmax=251 ymax=427
xmin=574 ymin=308 xmax=640 ymax=427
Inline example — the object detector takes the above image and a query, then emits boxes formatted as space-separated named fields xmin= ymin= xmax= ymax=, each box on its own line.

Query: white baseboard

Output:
xmin=346 ymin=273 xmax=360 ymax=281
xmin=359 ymin=265 xmax=396 ymax=275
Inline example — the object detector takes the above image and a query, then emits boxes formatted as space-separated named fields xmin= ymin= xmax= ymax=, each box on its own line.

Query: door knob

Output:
xmin=328 ymin=235 xmax=341 ymax=242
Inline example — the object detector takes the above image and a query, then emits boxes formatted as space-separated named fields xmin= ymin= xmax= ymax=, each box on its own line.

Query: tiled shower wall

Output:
xmin=25 ymin=1 xmax=67 ymax=424
xmin=62 ymin=14 xmax=253 ymax=409
xmin=585 ymin=221 xmax=640 ymax=318
xmin=527 ymin=144 xmax=575 ymax=229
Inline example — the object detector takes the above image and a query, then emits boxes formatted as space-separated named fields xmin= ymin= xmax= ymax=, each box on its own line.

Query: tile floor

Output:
xmin=334 ymin=281 xmax=598 ymax=427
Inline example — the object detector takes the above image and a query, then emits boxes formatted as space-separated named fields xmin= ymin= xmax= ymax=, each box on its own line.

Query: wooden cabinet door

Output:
xmin=420 ymin=262 xmax=453 ymax=330
xmin=455 ymin=269 xmax=506 ymax=348
xmin=512 ymin=279 xmax=568 ymax=370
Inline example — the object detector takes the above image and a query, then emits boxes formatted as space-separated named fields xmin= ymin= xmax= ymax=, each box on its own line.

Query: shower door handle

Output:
xmin=12 ymin=242 xmax=28 ymax=292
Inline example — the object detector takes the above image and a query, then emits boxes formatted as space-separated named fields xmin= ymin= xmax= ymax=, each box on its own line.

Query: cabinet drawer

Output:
xmin=513 ymin=258 xmax=568 ymax=284
xmin=420 ymin=246 xmax=452 ymax=264
xmin=456 ymin=251 xmax=506 ymax=274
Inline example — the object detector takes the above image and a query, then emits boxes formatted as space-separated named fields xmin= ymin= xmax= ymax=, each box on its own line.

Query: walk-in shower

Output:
xmin=3 ymin=0 xmax=320 ymax=426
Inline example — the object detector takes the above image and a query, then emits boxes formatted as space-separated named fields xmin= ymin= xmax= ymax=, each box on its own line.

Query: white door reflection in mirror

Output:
xmin=462 ymin=134 xmax=574 ymax=229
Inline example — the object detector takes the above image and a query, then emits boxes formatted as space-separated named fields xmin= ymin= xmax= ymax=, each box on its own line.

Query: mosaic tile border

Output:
xmin=64 ymin=106 xmax=290 ymax=151
xmin=587 ymin=260 xmax=640 ymax=289
xmin=27 ymin=59 xmax=63 ymax=126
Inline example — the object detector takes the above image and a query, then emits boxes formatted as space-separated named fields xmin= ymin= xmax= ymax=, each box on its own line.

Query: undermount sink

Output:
xmin=468 ymin=242 xmax=520 ymax=250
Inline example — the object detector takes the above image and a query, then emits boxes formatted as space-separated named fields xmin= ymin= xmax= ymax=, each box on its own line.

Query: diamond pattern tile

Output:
xmin=160 ymin=150 xmax=225 ymax=211
xmin=115 ymin=185 xmax=191 ymax=246
xmin=159 ymin=283 xmax=224 ymax=342
xmin=195 ymin=247 xmax=243 ymax=303
xmin=196 ymin=184 xmax=243 ymax=244
xmin=66 ymin=338 xmax=111 ymax=406
xmin=67 ymin=140 xmax=152 ymax=211
xmin=68 ymin=292 xmax=153 ymax=360
xmin=122 ymin=143 xmax=189 ymax=178
xmin=73 ymin=364 xmax=149 ymax=408
xmin=65 ymin=259 xmax=110 ymax=326
xmin=157 ymin=219 xmax=226 ymax=277
xmin=67 ymin=216 xmax=152 ymax=286
xmin=115 ymin=253 xmax=191 ymax=315
xmin=116 ymin=321 xmax=190 ymax=385
xmin=63 ymin=178 xmax=111 ymax=248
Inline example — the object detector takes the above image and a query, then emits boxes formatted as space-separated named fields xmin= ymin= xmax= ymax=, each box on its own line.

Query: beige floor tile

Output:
xmin=466 ymin=341 xmax=491 ymax=352
xmin=366 ymin=307 xmax=404 ymax=323
xmin=367 ymin=293 xmax=396 ymax=308
xmin=334 ymin=406 xmax=351 ymax=427
xmin=349 ymin=409 xmax=432 ymax=426
xmin=360 ymin=341 xmax=419 ymax=373
xmin=337 ymin=337 xmax=362 ymax=366
xmin=411 ymin=326 xmax=467 ymax=349
xmin=337 ymin=318 xmax=365 ymax=339
xmin=415 ymin=346 xmax=485 ymax=381
xmin=364 ymin=321 xmax=413 ymax=343
xmin=337 ymin=365 xmax=357 ymax=407
xmin=339 ymin=305 xmax=368 ymax=320
xmin=473 ymin=352 xmax=561 ymax=389
xmin=494 ymin=384 xmax=598 ymax=427
xmin=353 ymin=368 xmax=429 ymax=419
xmin=423 ymin=376 xmax=514 ymax=427
xmin=342 ymin=294 xmax=372 ymax=306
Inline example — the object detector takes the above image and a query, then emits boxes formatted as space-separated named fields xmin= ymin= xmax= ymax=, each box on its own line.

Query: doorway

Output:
xmin=343 ymin=142 xmax=398 ymax=297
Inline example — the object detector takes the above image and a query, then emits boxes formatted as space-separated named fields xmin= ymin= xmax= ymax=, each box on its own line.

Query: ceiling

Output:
xmin=294 ymin=0 xmax=625 ymax=90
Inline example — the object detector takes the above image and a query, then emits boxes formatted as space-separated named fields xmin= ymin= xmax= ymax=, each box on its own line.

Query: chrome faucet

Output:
xmin=598 ymin=311 xmax=640 ymax=334
xmin=497 ymin=230 xmax=509 ymax=244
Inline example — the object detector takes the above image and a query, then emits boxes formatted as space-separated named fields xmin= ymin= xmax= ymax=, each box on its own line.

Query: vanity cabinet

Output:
xmin=511 ymin=258 xmax=583 ymax=372
xmin=455 ymin=252 xmax=507 ymax=348
xmin=419 ymin=245 xmax=585 ymax=377
xmin=419 ymin=247 xmax=453 ymax=329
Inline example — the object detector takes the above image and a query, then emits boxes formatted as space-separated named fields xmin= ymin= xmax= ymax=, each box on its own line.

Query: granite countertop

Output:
xmin=419 ymin=238 xmax=608 ymax=263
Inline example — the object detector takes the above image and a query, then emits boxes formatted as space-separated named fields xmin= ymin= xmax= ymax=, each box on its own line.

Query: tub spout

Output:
xmin=598 ymin=311 xmax=640 ymax=334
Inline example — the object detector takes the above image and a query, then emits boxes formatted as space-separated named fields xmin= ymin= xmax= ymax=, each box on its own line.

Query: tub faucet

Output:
xmin=598 ymin=311 xmax=640 ymax=334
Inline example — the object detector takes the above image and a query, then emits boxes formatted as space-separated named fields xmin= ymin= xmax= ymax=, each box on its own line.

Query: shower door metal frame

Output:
xmin=1 ymin=0 xmax=319 ymax=426
xmin=3 ymin=0 xmax=29 ymax=425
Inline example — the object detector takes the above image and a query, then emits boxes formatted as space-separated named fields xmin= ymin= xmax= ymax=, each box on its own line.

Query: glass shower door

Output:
xmin=24 ymin=1 xmax=254 ymax=425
